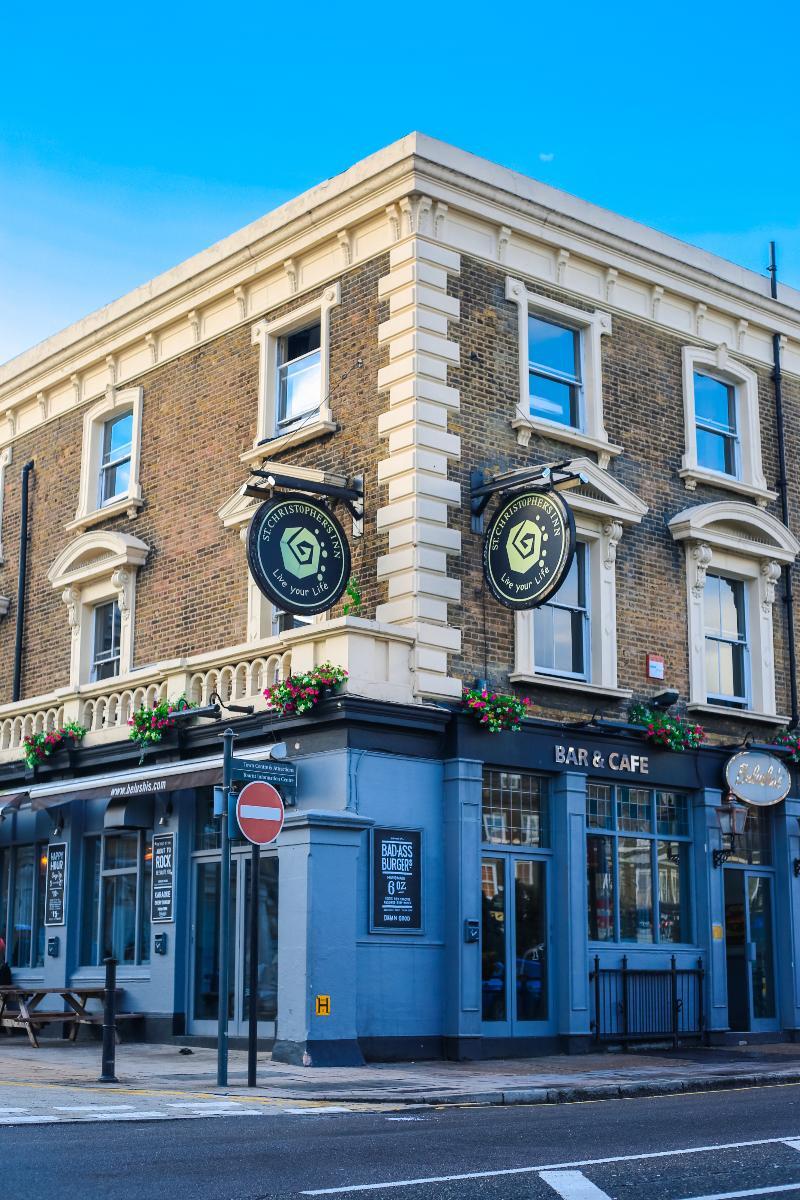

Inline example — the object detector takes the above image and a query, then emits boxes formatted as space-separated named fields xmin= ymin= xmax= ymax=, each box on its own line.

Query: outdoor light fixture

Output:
xmin=651 ymin=688 xmax=680 ymax=710
xmin=51 ymin=809 xmax=64 ymax=837
xmin=266 ymin=741 xmax=288 ymax=760
xmin=209 ymin=690 xmax=255 ymax=717
xmin=158 ymin=798 xmax=174 ymax=827
xmin=713 ymin=795 xmax=749 ymax=867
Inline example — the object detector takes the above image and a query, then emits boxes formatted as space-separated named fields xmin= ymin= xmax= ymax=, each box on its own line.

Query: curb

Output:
xmin=290 ymin=1068 xmax=800 ymax=1108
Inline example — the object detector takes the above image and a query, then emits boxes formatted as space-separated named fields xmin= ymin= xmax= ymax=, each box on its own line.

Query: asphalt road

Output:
xmin=5 ymin=1082 xmax=800 ymax=1200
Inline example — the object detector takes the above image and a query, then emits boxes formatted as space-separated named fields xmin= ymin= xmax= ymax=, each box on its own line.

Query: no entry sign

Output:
xmin=235 ymin=781 xmax=285 ymax=846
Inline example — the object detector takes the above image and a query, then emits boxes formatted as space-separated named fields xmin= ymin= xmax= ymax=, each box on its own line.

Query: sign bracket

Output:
xmin=246 ymin=468 xmax=364 ymax=525
xmin=470 ymin=460 xmax=587 ymax=533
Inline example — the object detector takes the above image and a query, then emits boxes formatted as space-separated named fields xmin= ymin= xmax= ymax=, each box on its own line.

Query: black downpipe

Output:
xmin=12 ymin=460 xmax=34 ymax=704
xmin=769 ymin=243 xmax=799 ymax=728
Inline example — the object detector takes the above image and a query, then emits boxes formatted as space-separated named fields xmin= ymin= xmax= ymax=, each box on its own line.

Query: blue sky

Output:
xmin=1 ymin=0 xmax=798 ymax=366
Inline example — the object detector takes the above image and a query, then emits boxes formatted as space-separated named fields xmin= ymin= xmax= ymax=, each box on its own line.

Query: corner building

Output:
xmin=2 ymin=135 xmax=800 ymax=1061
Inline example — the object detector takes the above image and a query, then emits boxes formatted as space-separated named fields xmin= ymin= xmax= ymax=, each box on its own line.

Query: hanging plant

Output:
xmin=629 ymin=703 xmax=705 ymax=752
xmin=462 ymin=686 xmax=530 ymax=733
xmin=21 ymin=722 xmax=87 ymax=771
xmin=343 ymin=576 xmax=363 ymax=616
xmin=771 ymin=729 xmax=800 ymax=763
xmin=128 ymin=695 xmax=197 ymax=755
xmin=264 ymin=662 xmax=348 ymax=717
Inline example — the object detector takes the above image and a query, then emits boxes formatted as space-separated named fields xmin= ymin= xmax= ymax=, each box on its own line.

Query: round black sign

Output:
xmin=483 ymin=489 xmax=576 ymax=610
xmin=247 ymin=494 xmax=351 ymax=617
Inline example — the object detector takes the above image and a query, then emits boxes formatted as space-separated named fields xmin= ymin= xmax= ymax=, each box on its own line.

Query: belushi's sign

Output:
xmin=483 ymin=489 xmax=576 ymax=610
xmin=247 ymin=493 xmax=351 ymax=616
xmin=724 ymin=750 xmax=792 ymax=806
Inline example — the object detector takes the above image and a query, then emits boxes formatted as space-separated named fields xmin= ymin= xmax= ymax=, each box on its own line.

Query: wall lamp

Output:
xmin=50 ymin=808 xmax=65 ymax=838
xmin=713 ymin=795 xmax=749 ymax=868
xmin=209 ymin=691 xmax=254 ymax=717
xmin=158 ymin=798 xmax=174 ymax=827
xmin=651 ymin=689 xmax=680 ymax=710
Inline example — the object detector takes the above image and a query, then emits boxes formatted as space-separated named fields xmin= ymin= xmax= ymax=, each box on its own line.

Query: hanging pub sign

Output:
xmin=247 ymin=494 xmax=351 ymax=617
xmin=371 ymin=827 xmax=423 ymax=932
xmin=724 ymin=750 xmax=791 ymax=806
xmin=483 ymin=489 xmax=576 ymax=610
xmin=151 ymin=832 xmax=175 ymax=923
xmin=44 ymin=842 xmax=67 ymax=927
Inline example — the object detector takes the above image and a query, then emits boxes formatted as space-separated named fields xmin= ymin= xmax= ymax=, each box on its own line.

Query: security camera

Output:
xmin=651 ymin=689 xmax=679 ymax=710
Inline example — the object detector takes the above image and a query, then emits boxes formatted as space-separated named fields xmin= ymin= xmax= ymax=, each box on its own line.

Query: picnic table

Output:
xmin=0 ymin=984 xmax=118 ymax=1048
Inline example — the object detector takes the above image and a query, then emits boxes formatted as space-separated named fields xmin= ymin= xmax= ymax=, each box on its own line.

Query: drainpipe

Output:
xmin=12 ymin=461 xmax=34 ymax=703
xmin=768 ymin=243 xmax=799 ymax=728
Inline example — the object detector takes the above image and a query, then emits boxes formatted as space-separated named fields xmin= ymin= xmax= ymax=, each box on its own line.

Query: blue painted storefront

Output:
xmin=2 ymin=705 xmax=799 ymax=1062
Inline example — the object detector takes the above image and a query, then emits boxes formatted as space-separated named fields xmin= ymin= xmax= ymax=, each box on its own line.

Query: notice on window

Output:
xmin=371 ymin=828 xmax=422 ymax=932
xmin=44 ymin=842 xmax=67 ymax=927
xmin=151 ymin=832 xmax=175 ymax=923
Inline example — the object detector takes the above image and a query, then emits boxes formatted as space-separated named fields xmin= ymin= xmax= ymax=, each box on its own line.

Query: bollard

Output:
xmin=98 ymin=956 xmax=118 ymax=1083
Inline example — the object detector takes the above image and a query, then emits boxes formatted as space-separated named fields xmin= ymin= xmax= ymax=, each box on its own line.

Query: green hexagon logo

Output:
xmin=506 ymin=519 xmax=543 ymax=574
xmin=280 ymin=526 xmax=321 ymax=579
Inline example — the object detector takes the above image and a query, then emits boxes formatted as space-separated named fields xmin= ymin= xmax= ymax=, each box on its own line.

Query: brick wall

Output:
xmin=0 ymin=255 xmax=389 ymax=703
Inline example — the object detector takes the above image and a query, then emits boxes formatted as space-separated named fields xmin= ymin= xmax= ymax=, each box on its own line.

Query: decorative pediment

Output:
xmin=47 ymin=530 xmax=150 ymax=589
xmin=218 ymin=484 xmax=258 ymax=537
xmin=564 ymin=457 xmax=648 ymax=526
xmin=669 ymin=500 xmax=799 ymax=564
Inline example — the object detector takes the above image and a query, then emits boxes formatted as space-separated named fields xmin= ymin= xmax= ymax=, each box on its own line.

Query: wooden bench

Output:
xmin=0 ymin=985 xmax=141 ymax=1048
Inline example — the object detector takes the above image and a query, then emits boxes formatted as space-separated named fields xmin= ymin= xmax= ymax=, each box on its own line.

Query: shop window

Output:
xmin=0 ymin=843 xmax=47 ymax=969
xmin=481 ymin=769 xmax=549 ymax=848
xmin=80 ymin=832 xmax=152 ymax=966
xmin=505 ymin=277 xmax=619 ymax=465
xmin=533 ymin=544 xmax=589 ymax=679
xmin=679 ymin=345 xmax=772 ymax=503
xmin=246 ymin=284 xmax=340 ymax=463
xmin=704 ymin=574 xmax=749 ymax=708
xmin=68 ymin=386 xmax=144 ymax=532
xmin=587 ymin=784 xmax=691 ymax=945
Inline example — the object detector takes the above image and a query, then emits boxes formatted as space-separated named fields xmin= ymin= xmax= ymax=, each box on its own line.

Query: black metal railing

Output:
xmin=590 ymin=955 xmax=705 ymax=1048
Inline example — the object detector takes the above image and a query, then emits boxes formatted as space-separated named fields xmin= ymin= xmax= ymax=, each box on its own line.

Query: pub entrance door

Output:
xmin=723 ymin=869 xmax=777 ymax=1033
xmin=189 ymin=796 xmax=279 ymax=1038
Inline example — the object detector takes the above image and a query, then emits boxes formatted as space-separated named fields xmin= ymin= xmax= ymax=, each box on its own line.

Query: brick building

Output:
xmin=1 ymin=134 xmax=800 ymax=1060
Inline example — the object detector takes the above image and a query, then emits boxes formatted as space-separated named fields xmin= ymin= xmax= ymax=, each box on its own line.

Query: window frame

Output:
xmin=0 ymin=842 xmax=48 ymax=971
xmin=586 ymin=783 xmax=694 ymax=947
xmin=505 ymin=278 xmax=620 ymax=467
xmin=703 ymin=572 xmax=751 ymax=709
xmin=693 ymin=370 xmax=740 ymax=479
xmin=68 ymin=387 xmax=144 ymax=532
xmin=80 ymin=830 xmax=152 ymax=968
xmin=246 ymin=284 xmax=340 ymax=464
xmin=527 ymin=313 xmax=584 ymax=430
xmin=680 ymin=345 xmax=773 ymax=503
xmin=90 ymin=599 xmax=123 ymax=683
xmin=532 ymin=542 xmax=591 ymax=681
xmin=276 ymin=324 xmax=322 ymax=429
xmin=98 ymin=411 xmax=134 ymax=508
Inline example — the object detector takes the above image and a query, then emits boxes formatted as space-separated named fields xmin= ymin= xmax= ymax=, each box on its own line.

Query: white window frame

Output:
xmin=669 ymin=500 xmax=800 ymax=722
xmin=679 ymin=345 xmax=774 ymax=504
xmin=244 ymin=283 xmax=340 ymax=466
xmin=703 ymin=571 xmax=751 ymax=709
xmin=47 ymin=530 xmax=149 ymax=688
xmin=512 ymin=457 xmax=647 ymax=699
xmin=90 ymin=599 xmax=123 ymax=683
xmin=531 ymin=541 xmax=591 ymax=682
xmin=505 ymin=277 xmax=621 ymax=468
xmin=0 ymin=445 xmax=11 ymax=565
xmin=68 ymin=386 xmax=144 ymax=533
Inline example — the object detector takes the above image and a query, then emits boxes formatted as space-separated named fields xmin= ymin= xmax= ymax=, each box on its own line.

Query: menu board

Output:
xmin=371 ymin=828 xmax=422 ymax=932
xmin=44 ymin=843 xmax=67 ymax=927
xmin=151 ymin=832 xmax=175 ymax=923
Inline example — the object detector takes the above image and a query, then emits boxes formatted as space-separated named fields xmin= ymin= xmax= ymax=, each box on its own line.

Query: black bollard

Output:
xmin=98 ymin=957 xmax=118 ymax=1083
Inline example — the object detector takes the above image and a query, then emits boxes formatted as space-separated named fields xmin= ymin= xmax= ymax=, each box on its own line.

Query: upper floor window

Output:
xmin=246 ymin=284 xmax=340 ymax=464
xmin=277 ymin=325 xmax=321 ymax=427
xmin=694 ymin=373 xmax=738 ymax=478
xmin=506 ymin=278 xmax=619 ymax=468
xmin=528 ymin=315 xmax=582 ymax=428
xmin=69 ymin=386 xmax=144 ymax=533
xmin=533 ymin=543 xmax=589 ymax=679
xmin=704 ymin=573 xmax=749 ymax=708
xmin=99 ymin=412 xmax=133 ymax=507
xmin=680 ymin=346 xmax=773 ymax=504
xmin=91 ymin=600 xmax=122 ymax=682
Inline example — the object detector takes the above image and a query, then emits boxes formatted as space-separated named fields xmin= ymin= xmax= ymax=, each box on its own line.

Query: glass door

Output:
xmin=190 ymin=852 xmax=279 ymax=1036
xmin=481 ymin=855 xmax=551 ymax=1034
xmin=723 ymin=869 xmax=777 ymax=1033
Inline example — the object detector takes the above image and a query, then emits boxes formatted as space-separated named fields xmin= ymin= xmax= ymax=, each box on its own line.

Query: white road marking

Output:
xmin=540 ymin=1171 xmax=612 ymax=1200
xmin=385 ymin=1117 xmax=430 ymax=1123
xmin=300 ymin=1132 xmax=800 ymax=1195
xmin=54 ymin=1104 xmax=136 ymax=1112
xmin=785 ymin=1141 xmax=800 ymax=1153
xmin=680 ymin=1185 xmax=800 ymax=1200
xmin=166 ymin=1101 xmax=244 ymax=1108
xmin=283 ymin=1106 xmax=353 ymax=1116
xmin=0 ymin=1107 xmax=29 ymax=1114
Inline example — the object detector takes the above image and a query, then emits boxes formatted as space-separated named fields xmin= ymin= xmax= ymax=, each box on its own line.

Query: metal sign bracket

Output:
xmin=470 ymin=460 xmax=588 ymax=533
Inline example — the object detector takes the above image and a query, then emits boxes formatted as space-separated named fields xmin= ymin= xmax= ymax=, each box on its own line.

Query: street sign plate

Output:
xmin=230 ymin=756 xmax=297 ymax=807
xmin=236 ymin=780 xmax=285 ymax=846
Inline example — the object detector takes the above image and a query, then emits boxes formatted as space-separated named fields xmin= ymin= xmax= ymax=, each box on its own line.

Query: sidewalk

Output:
xmin=3 ymin=1038 xmax=800 ymax=1106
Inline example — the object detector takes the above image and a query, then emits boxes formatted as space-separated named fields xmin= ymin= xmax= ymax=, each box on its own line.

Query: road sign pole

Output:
xmin=217 ymin=728 xmax=234 ymax=1088
xmin=247 ymin=840 xmax=260 ymax=1088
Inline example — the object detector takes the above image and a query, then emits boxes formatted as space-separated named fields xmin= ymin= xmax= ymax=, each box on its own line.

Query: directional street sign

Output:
xmin=235 ymin=780 xmax=285 ymax=846
xmin=230 ymin=756 xmax=297 ymax=807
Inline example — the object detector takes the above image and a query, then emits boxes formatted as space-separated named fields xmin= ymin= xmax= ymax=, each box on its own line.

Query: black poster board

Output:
xmin=44 ymin=843 xmax=67 ymax=927
xmin=371 ymin=828 xmax=422 ymax=932
xmin=151 ymin=832 xmax=175 ymax=923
